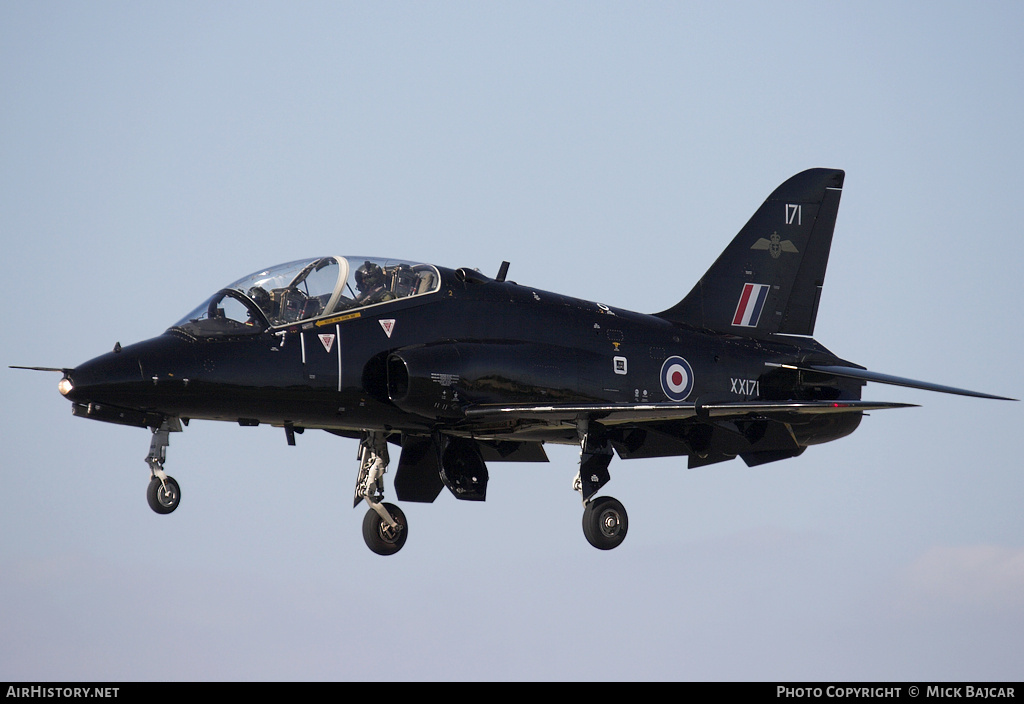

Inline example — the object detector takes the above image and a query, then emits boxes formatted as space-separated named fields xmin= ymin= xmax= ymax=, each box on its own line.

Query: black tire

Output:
xmin=582 ymin=496 xmax=628 ymax=550
xmin=147 ymin=476 xmax=180 ymax=514
xmin=362 ymin=502 xmax=408 ymax=556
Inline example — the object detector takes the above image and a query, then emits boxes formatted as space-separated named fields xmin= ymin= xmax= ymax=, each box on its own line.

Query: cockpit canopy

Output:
xmin=173 ymin=256 xmax=440 ymax=337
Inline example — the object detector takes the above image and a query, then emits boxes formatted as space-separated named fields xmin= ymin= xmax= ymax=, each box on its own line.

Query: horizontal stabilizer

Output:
xmin=767 ymin=363 xmax=1017 ymax=401
xmin=464 ymin=399 xmax=914 ymax=426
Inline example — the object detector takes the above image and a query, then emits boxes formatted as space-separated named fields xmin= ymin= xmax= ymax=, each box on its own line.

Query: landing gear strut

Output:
xmin=354 ymin=431 xmax=407 ymax=555
xmin=575 ymin=419 xmax=628 ymax=550
xmin=145 ymin=418 xmax=182 ymax=514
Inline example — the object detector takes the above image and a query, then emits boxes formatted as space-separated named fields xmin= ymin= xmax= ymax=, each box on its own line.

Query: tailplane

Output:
xmin=656 ymin=168 xmax=845 ymax=336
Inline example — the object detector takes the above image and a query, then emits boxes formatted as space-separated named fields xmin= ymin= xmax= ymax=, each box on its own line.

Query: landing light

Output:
xmin=58 ymin=377 xmax=73 ymax=396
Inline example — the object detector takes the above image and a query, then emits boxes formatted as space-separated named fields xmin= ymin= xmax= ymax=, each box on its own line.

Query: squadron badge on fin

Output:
xmin=751 ymin=232 xmax=798 ymax=259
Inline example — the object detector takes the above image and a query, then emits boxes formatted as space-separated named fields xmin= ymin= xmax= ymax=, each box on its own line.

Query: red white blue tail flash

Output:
xmin=732 ymin=283 xmax=770 ymax=327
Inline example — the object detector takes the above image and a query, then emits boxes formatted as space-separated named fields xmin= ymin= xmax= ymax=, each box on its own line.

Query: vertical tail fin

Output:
xmin=655 ymin=168 xmax=844 ymax=337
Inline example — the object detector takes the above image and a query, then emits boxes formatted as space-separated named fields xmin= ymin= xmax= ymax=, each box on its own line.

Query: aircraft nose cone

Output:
xmin=64 ymin=348 xmax=144 ymax=404
xmin=64 ymin=334 xmax=196 ymax=410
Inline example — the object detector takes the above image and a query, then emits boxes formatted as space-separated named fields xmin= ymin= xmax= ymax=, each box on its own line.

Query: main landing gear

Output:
xmin=348 ymin=425 xmax=629 ymax=555
xmin=574 ymin=419 xmax=628 ymax=550
xmin=144 ymin=419 xmax=182 ymax=514
xmin=354 ymin=431 xmax=408 ymax=555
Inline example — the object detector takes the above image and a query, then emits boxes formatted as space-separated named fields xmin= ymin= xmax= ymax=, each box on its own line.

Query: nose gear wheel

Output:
xmin=147 ymin=475 xmax=180 ymax=514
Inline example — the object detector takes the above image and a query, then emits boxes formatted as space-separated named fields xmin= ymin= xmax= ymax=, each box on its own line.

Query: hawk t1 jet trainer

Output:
xmin=14 ymin=169 xmax=1014 ymax=555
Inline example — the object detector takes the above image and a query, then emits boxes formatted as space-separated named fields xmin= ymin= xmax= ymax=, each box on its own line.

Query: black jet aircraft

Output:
xmin=14 ymin=168 xmax=1014 ymax=554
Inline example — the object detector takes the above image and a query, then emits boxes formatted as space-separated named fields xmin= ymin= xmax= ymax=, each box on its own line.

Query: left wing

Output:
xmin=463 ymin=399 xmax=915 ymax=426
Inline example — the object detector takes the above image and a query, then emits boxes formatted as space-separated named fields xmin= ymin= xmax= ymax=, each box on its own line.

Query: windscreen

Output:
xmin=171 ymin=256 xmax=440 ymax=337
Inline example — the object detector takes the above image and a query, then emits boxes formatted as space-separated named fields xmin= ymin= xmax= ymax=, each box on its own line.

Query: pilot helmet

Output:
xmin=355 ymin=261 xmax=384 ymax=291
xmin=248 ymin=286 xmax=271 ymax=312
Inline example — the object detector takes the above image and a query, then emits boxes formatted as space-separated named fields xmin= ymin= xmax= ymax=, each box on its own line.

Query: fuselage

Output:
xmin=62 ymin=262 xmax=863 ymax=449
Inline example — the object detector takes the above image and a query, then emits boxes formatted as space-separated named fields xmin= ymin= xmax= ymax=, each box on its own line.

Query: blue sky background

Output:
xmin=2 ymin=2 xmax=1022 ymax=681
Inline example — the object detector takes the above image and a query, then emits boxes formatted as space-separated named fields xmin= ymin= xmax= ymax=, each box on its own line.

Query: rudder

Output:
xmin=656 ymin=168 xmax=845 ymax=337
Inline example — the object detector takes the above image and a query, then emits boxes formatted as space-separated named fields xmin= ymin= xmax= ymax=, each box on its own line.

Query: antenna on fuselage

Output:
xmin=496 ymin=261 xmax=510 ymax=282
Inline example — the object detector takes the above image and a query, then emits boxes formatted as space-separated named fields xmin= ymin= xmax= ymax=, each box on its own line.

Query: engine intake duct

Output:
xmin=386 ymin=344 xmax=463 ymax=420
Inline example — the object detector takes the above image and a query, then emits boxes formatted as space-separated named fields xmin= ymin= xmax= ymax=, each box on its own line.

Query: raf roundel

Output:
xmin=660 ymin=356 xmax=695 ymax=401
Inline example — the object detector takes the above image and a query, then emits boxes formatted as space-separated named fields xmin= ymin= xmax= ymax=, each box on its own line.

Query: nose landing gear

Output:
xmin=144 ymin=418 xmax=182 ymax=514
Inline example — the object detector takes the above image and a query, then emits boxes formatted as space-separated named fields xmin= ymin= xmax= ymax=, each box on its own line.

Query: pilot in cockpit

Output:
xmin=248 ymin=286 xmax=274 ymax=320
xmin=354 ymin=261 xmax=395 ymax=306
